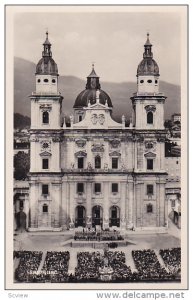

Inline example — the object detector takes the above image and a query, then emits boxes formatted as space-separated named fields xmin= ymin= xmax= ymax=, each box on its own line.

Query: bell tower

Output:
xmin=131 ymin=33 xmax=166 ymax=130
xmin=31 ymin=31 xmax=62 ymax=130
xmin=28 ymin=32 xmax=63 ymax=231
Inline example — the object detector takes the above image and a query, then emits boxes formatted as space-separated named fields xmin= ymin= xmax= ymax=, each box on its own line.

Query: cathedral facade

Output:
xmin=28 ymin=32 xmax=167 ymax=232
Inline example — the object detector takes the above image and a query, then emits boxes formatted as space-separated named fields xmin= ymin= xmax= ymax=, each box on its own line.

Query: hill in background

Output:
xmin=14 ymin=57 xmax=181 ymax=122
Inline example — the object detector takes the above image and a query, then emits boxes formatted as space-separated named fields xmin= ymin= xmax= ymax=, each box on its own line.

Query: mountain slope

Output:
xmin=14 ymin=57 xmax=181 ymax=120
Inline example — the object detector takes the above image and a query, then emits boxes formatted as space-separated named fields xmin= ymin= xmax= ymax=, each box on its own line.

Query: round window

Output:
xmin=155 ymin=80 xmax=158 ymax=84
xmin=147 ymin=79 xmax=152 ymax=83
xmin=42 ymin=142 xmax=49 ymax=149
xmin=37 ymin=79 xmax=41 ymax=83
xmin=44 ymin=79 xmax=49 ymax=83
xmin=140 ymin=80 xmax=144 ymax=83
xmin=52 ymin=79 xmax=56 ymax=83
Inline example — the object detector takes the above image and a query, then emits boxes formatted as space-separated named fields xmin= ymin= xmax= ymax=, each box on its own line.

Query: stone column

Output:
xmin=86 ymin=181 xmax=92 ymax=228
xmin=159 ymin=181 xmax=166 ymax=227
xmin=28 ymin=181 xmax=38 ymax=230
xmin=103 ymin=182 xmax=109 ymax=230
xmin=120 ymin=182 xmax=126 ymax=230
xmin=69 ymin=182 xmax=75 ymax=229
xmin=24 ymin=194 xmax=29 ymax=229
xmin=52 ymin=181 xmax=62 ymax=230
xmin=127 ymin=178 xmax=134 ymax=229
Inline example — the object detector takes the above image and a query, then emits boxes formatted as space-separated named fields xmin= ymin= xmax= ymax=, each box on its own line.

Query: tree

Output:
xmin=14 ymin=151 xmax=30 ymax=180
xmin=14 ymin=113 xmax=31 ymax=129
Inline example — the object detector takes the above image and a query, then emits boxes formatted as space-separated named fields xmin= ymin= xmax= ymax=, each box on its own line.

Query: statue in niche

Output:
xmin=104 ymin=215 xmax=109 ymax=222
xmin=121 ymin=159 xmax=126 ymax=171
xmin=70 ymin=162 xmax=75 ymax=170
xmin=87 ymin=216 xmax=92 ymax=223
xmin=70 ymin=115 xmax=74 ymax=124
xmin=87 ymin=162 xmax=92 ymax=170
xmin=104 ymin=163 xmax=108 ymax=171
xmin=121 ymin=215 xmax=126 ymax=223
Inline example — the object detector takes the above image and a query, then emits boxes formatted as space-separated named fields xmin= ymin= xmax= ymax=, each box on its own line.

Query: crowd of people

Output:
xmin=132 ymin=249 xmax=177 ymax=281
xmin=159 ymin=248 xmax=181 ymax=275
xmin=73 ymin=250 xmax=133 ymax=282
xmin=14 ymin=248 xmax=181 ymax=283
xmin=14 ymin=251 xmax=43 ymax=282
xmin=74 ymin=230 xmax=124 ymax=242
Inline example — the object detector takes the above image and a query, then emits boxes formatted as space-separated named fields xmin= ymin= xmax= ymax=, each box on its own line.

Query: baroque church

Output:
xmin=28 ymin=32 xmax=167 ymax=232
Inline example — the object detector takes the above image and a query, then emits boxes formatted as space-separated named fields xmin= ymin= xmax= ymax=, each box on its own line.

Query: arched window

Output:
xmin=42 ymin=111 xmax=49 ymax=124
xmin=147 ymin=111 xmax=153 ymax=124
xmin=147 ymin=203 xmax=153 ymax=213
xmin=43 ymin=204 xmax=48 ymax=213
xmin=95 ymin=155 xmax=101 ymax=169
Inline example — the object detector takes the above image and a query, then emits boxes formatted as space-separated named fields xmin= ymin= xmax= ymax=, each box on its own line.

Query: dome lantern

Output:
xmin=137 ymin=33 xmax=159 ymax=77
xmin=36 ymin=31 xmax=58 ymax=76
xmin=73 ymin=64 xmax=112 ymax=109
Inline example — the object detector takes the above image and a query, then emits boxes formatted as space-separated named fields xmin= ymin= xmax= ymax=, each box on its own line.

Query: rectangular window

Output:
xmin=19 ymin=200 xmax=24 ymax=210
xmin=147 ymin=204 xmax=153 ymax=213
xmin=112 ymin=157 xmax=118 ymax=169
xmin=78 ymin=157 xmax=84 ymax=169
xmin=94 ymin=183 xmax=101 ymax=193
xmin=42 ymin=158 xmax=49 ymax=169
xmin=147 ymin=159 xmax=153 ymax=170
xmin=112 ymin=183 xmax=118 ymax=193
xmin=42 ymin=184 xmax=49 ymax=195
xmin=171 ymin=200 xmax=176 ymax=207
xmin=147 ymin=184 xmax=154 ymax=195
xmin=77 ymin=183 xmax=84 ymax=194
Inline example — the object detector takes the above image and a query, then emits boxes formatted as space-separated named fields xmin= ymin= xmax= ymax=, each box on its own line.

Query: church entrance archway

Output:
xmin=109 ymin=206 xmax=120 ymax=227
xmin=92 ymin=205 xmax=103 ymax=227
xmin=75 ymin=205 xmax=86 ymax=227
xmin=15 ymin=209 xmax=27 ymax=231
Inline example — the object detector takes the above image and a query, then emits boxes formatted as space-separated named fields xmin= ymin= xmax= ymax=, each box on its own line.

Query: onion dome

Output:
xmin=137 ymin=33 xmax=159 ymax=77
xmin=73 ymin=64 xmax=113 ymax=108
xmin=36 ymin=31 xmax=58 ymax=76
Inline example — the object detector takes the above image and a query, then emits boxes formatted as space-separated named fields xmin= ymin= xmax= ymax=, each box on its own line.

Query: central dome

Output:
xmin=73 ymin=65 xmax=113 ymax=109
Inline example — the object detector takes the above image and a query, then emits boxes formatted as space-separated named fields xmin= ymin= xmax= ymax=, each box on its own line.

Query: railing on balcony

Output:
xmin=63 ymin=168 xmax=131 ymax=174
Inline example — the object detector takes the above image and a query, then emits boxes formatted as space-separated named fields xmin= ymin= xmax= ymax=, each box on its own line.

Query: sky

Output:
xmin=14 ymin=8 xmax=183 ymax=85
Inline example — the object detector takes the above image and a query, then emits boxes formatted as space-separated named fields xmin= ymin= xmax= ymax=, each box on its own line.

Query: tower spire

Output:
xmin=42 ymin=31 xmax=52 ymax=58
xmin=143 ymin=32 xmax=153 ymax=58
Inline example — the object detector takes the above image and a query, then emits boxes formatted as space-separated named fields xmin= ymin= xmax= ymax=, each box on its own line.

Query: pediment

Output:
xmin=40 ymin=151 xmax=52 ymax=157
xmin=74 ymin=151 xmax=87 ymax=157
xmin=91 ymin=144 xmax=104 ymax=152
xmin=109 ymin=151 xmax=121 ymax=157
xmin=144 ymin=151 xmax=156 ymax=158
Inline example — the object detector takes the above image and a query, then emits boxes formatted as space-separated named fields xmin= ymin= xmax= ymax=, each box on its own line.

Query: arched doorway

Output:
xmin=92 ymin=205 xmax=103 ymax=227
xmin=15 ymin=209 xmax=27 ymax=231
xmin=75 ymin=205 xmax=86 ymax=227
xmin=109 ymin=206 xmax=120 ymax=227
